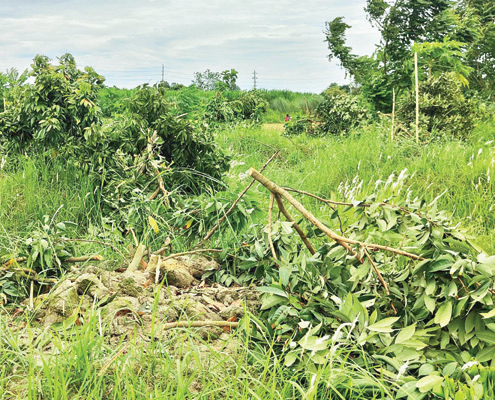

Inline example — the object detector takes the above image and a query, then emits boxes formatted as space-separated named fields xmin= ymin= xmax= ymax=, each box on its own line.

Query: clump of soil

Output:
xmin=26 ymin=255 xmax=260 ymax=342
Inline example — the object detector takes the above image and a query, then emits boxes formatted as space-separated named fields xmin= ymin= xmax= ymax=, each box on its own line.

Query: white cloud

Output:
xmin=0 ymin=0 xmax=380 ymax=92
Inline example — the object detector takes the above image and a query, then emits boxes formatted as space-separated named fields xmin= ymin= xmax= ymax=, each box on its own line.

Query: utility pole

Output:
xmin=253 ymin=70 xmax=257 ymax=89
xmin=161 ymin=64 xmax=164 ymax=82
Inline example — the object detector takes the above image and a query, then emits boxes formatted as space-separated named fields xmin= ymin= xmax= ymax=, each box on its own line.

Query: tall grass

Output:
xmin=0 ymin=307 xmax=392 ymax=400
xmin=216 ymin=119 xmax=495 ymax=253
xmin=259 ymin=90 xmax=323 ymax=123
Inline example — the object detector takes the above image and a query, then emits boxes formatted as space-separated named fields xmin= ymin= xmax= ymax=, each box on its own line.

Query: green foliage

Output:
xmin=314 ymin=93 xmax=369 ymax=135
xmin=0 ymin=214 xmax=77 ymax=302
xmin=87 ymin=84 xmax=231 ymax=216
xmin=326 ymin=0 xmax=495 ymax=109
xmin=98 ymin=86 xmax=136 ymax=118
xmin=283 ymin=119 xmax=313 ymax=137
xmin=396 ymin=72 xmax=479 ymax=139
xmin=241 ymin=186 xmax=495 ymax=398
xmin=193 ymin=68 xmax=239 ymax=91
xmin=204 ymin=90 xmax=267 ymax=124
xmin=0 ymin=54 xmax=105 ymax=152
xmin=0 ymin=68 xmax=28 ymax=112
xmin=412 ymin=39 xmax=474 ymax=86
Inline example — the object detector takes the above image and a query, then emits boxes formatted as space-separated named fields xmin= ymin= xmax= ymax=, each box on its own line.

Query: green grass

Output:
xmin=0 ymin=308 xmax=392 ymax=400
xmin=216 ymin=118 xmax=495 ymax=253
xmin=2 ymin=115 xmax=495 ymax=399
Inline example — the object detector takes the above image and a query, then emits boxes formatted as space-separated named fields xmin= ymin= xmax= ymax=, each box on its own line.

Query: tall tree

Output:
xmin=325 ymin=0 xmax=495 ymax=109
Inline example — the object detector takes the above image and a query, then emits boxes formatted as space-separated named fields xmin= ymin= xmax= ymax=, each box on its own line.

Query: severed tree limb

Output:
xmin=363 ymin=248 xmax=389 ymax=295
xmin=283 ymin=187 xmax=435 ymax=225
xmin=127 ymin=244 xmax=146 ymax=273
xmin=162 ymin=321 xmax=239 ymax=331
xmin=248 ymin=168 xmax=422 ymax=261
xmin=0 ymin=266 xmax=58 ymax=284
xmin=267 ymin=193 xmax=278 ymax=261
xmin=274 ymin=194 xmax=315 ymax=255
xmin=3 ymin=255 xmax=103 ymax=266
xmin=62 ymin=255 xmax=104 ymax=263
xmin=203 ymin=151 xmax=280 ymax=241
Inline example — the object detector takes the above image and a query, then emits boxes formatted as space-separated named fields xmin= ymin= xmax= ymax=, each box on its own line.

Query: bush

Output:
xmin=396 ymin=72 xmax=479 ymax=140
xmin=204 ymin=90 xmax=267 ymax=124
xmin=314 ymin=93 xmax=369 ymax=135
xmin=0 ymin=55 xmax=231 ymax=220
xmin=0 ymin=54 xmax=104 ymax=152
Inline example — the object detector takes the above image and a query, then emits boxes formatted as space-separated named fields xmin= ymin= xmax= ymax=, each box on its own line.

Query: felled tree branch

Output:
xmin=274 ymin=194 xmax=315 ymax=255
xmin=267 ymin=193 xmax=278 ymax=262
xmin=283 ymin=187 xmax=435 ymax=225
xmin=248 ymin=168 xmax=422 ymax=261
xmin=3 ymin=255 xmax=104 ymax=266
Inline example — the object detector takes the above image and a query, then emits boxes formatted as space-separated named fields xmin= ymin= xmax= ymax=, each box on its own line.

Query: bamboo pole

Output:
xmin=248 ymin=168 xmax=422 ymax=261
xmin=415 ymin=52 xmax=419 ymax=144
xmin=391 ymin=87 xmax=396 ymax=141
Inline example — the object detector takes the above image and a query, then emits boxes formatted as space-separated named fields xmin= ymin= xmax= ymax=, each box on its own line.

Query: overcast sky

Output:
xmin=1 ymin=0 xmax=380 ymax=93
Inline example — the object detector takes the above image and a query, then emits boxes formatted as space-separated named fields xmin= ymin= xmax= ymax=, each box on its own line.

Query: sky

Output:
xmin=0 ymin=0 xmax=381 ymax=93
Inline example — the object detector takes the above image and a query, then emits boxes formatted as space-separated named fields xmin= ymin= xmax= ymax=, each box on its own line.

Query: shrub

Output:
xmin=204 ymin=90 xmax=267 ymax=124
xmin=396 ymin=72 xmax=479 ymax=140
xmin=314 ymin=93 xmax=369 ymax=135
xmin=0 ymin=54 xmax=104 ymax=152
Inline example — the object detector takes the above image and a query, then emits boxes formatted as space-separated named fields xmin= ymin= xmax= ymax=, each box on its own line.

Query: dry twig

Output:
xmin=203 ymin=151 xmax=279 ymax=241
xmin=162 ymin=321 xmax=239 ymax=331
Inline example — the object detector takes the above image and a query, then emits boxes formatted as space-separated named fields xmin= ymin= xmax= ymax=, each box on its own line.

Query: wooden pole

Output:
xmin=414 ymin=52 xmax=419 ymax=144
xmin=391 ymin=88 xmax=396 ymax=141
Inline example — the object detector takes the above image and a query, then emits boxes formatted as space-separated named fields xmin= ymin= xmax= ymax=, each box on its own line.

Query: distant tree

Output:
xmin=193 ymin=68 xmax=239 ymax=91
xmin=192 ymin=69 xmax=221 ymax=91
xmin=325 ymin=0 xmax=495 ymax=108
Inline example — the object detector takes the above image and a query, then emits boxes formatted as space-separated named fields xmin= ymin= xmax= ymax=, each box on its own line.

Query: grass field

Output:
xmin=1 ymin=115 xmax=495 ymax=399
xmin=217 ymin=119 xmax=495 ymax=253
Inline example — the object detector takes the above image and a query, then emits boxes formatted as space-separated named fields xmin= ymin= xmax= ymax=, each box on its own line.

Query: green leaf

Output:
xmin=396 ymin=381 xmax=424 ymax=400
xmin=476 ymin=345 xmax=495 ymax=362
xmin=284 ymin=351 xmax=298 ymax=367
xmin=260 ymin=294 xmax=287 ymax=310
xmin=256 ymin=286 xmax=287 ymax=298
xmin=465 ymin=312 xmax=476 ymax=333
xmin=476 ymin=330 xmax=495 ymax=345
xmin=434 ymin=301 xmax=452 ymax=327
xmin=367 ymin=317 xmax=400 ymax=333
xmin=279 ymin=263 xmax=291 ymax=287
xmin=424 ymin=295 xmax=436 ymax=313
xmin=396 ymin=324 xmax=416 ymax=344
xmin=481 ymin=309 xmax=495 ymax=319
xmin=416 ymin=375 xmax=444 ymax=393
xmin=298 ymin=335 xmax=329 ymax=351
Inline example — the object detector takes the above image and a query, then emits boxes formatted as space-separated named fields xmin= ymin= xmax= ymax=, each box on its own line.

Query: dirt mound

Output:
xmin=27 ymin=255 xmax=260 ymax=341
